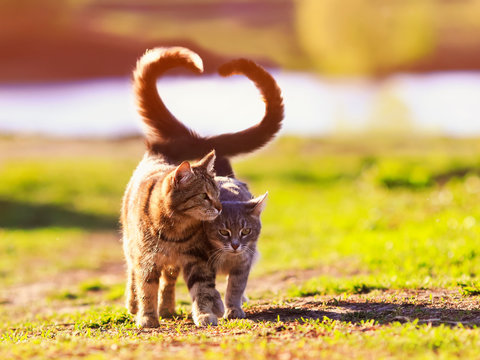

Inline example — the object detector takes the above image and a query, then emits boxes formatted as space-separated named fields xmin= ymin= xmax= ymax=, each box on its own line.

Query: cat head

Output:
xmin=167 ymin=150 xmax=222 ymax=221
xmin=204 ymin=192 xmax=268 ymax=254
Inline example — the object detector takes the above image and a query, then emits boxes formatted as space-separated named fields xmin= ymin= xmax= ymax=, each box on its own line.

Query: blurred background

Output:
xmin=3 ymin=2 xmax=480 ymax=347
xmin=1 ymin=0 xmax=480 ymax=137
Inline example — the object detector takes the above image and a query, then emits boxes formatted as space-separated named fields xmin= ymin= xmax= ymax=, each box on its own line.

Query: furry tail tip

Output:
xmin=138 ymin=47 xmax=204 ymax=75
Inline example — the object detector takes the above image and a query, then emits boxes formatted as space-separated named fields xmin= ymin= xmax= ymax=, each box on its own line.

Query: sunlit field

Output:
xmin=1 ymin=136 xmax=480 ymax=359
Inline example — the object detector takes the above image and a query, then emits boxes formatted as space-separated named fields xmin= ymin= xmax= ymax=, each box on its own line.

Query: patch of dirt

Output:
xmin=1 ymin=232 xmax=125 ymax=309
xmin=1 ymin=262 xmax=125 ymax=308
xmin=245 ymin=290 xmax=480 ymax=327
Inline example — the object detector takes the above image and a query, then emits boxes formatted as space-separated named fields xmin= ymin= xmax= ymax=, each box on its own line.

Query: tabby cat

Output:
xmin=121 ymin=149 xmax=225 ymax=328
xmin=130 ymin=47 xmax=283 ymax=321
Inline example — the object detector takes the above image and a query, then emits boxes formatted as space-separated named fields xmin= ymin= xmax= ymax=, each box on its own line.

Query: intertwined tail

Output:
xmin=133 ymin=47 xmax=284 ymax=161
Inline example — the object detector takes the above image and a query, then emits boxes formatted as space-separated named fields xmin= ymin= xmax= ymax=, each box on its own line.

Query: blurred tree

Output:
xmin=295 ymin=0 xmax=436 ymax=75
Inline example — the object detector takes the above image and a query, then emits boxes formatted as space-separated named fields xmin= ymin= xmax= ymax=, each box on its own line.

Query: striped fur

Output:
xmin=203 ymin=177 xmax=267 ymax=319
xmin=121 ymin=151 xmax=225 ymax=327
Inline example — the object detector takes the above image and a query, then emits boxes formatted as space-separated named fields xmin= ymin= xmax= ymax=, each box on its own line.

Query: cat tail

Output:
xmin=135 ymin=47 xmax=284 ymax=160
xmin=201 ymin=58 xmax=284 ymax=158
xmin=133 ymin=47 xmax=204 ymax=145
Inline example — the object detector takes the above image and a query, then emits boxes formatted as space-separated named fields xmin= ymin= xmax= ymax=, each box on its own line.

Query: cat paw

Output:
xmin=136 ymin=314 xmax=160 ymax=328
xmin=193 ymin=313 xmax=218 ymax=327
xmin=224 ymin=307 xmax=245 ymax=320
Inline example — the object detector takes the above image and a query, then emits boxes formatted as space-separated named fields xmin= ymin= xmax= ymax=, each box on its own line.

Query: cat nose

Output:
xmin=215 ymin=203 xmax=222 ymax=213
xmin=231 ymin=241 xmax=240 ymax=250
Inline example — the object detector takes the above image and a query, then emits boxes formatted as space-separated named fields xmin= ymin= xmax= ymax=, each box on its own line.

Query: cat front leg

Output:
xmin=135 ymin=265 xmax=160 ymax=328
xmin=224 ymin=267 xmax=250 ymax=319
xmin=183 ymin=261 xmax=224 ymax=326
xmin=158 ymin=265 xmax=180 ymax=318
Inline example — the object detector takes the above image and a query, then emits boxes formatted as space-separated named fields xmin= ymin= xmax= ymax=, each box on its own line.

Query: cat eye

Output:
xmin=201 ymin=193 xmax=209 ymax=200
xmin=218 ymin=229 xmax=231 ymax=237
xmin=240 ymin=228 xmax=251 ymax=236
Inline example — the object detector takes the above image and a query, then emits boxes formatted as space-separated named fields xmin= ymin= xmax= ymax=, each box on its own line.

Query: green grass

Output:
xmin=1 ymin=136 xmax=480 ymax=359
xmin=2 ymin=307 xmax=480 ymax=359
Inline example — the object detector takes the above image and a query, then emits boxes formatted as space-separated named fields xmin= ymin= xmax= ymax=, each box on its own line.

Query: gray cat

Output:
xmin=203 ymin=177 xmax=267 ymax=319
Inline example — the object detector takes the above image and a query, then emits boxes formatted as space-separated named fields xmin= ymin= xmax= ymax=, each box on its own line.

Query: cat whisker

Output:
xmin=244 ymin=247 xmax=256 ymax=257
xmin=208 ymin=249 xmax=222 ymax=264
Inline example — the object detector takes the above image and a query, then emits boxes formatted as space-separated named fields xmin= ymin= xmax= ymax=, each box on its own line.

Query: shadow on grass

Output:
xmin=334 ymin=300 xmax=480 ymax=327
xmin=0 ymin=198 xmax=118 ymax=230
xmin=247 ymin=306 xmax=337 ymax=323
xmin=247 ymin=300 xmax=480 ymax=328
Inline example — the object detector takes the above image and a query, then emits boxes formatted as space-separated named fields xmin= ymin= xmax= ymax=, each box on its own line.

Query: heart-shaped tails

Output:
xmin=133 ymin=47 xmax=284 ymax=166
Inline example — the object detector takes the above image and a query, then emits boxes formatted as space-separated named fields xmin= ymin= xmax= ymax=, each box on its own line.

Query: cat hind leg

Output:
xmin=158 ymin=265 xmax=180 ymax=318
xmin=126 ymin=266 xmax=138 ymax=315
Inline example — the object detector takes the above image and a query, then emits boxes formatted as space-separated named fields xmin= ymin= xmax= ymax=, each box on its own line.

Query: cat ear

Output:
xmin=173 ymin=161 xmax=193 ymax=185
xmin=195 ymin=150 xmax=216 ymax=174
xmin=247 ymin=192 xmax=268 ymax=217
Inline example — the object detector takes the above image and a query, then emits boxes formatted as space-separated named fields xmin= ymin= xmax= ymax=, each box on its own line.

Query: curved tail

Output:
xmin=133 ymin=47 xmax=284 ymax=161
xmin=133 ymin=47 xmax=203 ymax=143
